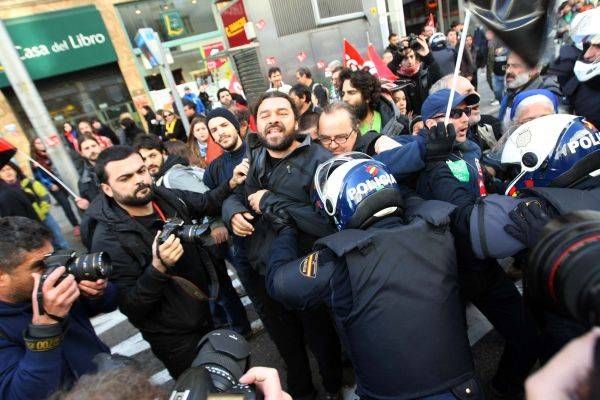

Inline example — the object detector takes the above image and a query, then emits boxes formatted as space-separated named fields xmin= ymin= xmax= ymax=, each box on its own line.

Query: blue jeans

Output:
xmin=43 ymin=213 xmax=70 ymax=250
xmin=492 ymin=74 xmax=505 ymax=101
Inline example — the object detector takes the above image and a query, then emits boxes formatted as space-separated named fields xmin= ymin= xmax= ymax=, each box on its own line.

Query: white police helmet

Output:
xmin=571 ymin=7 xmax=600 ymax=82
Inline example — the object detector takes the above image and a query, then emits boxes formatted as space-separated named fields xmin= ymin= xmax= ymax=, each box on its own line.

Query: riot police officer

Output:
xmin=266 ymin=154 xmax=482 ymax=400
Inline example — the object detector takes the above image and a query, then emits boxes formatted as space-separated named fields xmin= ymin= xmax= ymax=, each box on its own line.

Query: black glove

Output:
xmin=424 ymin=122 xmax=456 ymax=163
xmin=504 ymin=201 xmax=551 ymax=248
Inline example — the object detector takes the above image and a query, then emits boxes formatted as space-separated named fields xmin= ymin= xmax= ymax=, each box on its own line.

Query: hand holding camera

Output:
xmin=152 ymin=231 xmax=184 ymax=273
xmin=239 ymin=367 xmax=291 ymax=400
xmin=31 ymin=267 xmax=79 ymax=325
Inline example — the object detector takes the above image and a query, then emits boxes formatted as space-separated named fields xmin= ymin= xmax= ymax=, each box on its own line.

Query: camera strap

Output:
xmin=152 ymin=201 xmax=167 ymax=222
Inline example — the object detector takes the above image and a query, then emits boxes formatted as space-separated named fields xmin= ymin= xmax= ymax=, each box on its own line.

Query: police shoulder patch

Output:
xmin=299 ymin=251 xmax=319 ymax=279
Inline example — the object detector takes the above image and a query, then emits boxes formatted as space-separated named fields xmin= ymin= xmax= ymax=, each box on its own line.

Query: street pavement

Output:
xmin=48 ymin=69 xmax=517 ymax=399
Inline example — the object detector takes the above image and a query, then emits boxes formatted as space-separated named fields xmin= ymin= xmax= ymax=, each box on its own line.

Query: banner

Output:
xmin=221 ymin=0 xmax=251 ymax=48
xmin=343 ymin=39 xmax=365 ymax=71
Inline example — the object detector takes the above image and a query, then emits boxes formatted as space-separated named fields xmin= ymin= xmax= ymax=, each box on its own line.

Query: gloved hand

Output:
xmin=424 ymin=122 xmax=456 ymax=163
xmin=504 ymin=201 xmax=551 ymax=248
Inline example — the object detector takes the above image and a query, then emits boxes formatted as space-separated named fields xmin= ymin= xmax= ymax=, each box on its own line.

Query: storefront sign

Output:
xmin=220 ymin=0 xmax=251 ymax=48
xmin=161 ymin=10 xmax=186 ymax=39
xmin=203 ymin=42 xmax=226 ymax=69
xmin=0 ymin=6 xmax=117 ymax=88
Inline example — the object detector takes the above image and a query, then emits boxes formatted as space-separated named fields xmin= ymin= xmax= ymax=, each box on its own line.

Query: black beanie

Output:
xmin=206 ymin=107 xmax=240 ymax=133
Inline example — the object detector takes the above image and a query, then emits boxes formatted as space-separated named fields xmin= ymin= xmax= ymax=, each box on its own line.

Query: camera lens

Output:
xmin=68 ymin=252 xmax=112 ymax=282
xmin=180 ymin=224 xmax=208 ymax=243
xmin=526 ymin=211 xmax=600 ymax=325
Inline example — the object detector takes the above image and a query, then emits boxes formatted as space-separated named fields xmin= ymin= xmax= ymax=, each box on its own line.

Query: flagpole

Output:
xmin=444 ymin=9 xmax=471 ymax=126
xmin=18 ymin=149 xmax=79 ymax=199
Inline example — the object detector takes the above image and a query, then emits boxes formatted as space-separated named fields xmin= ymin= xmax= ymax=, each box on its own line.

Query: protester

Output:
xmin=77 ymin=120 xmax=113 ymax=149
xmin=82 ymin=145 xmax=247 ymax=378
xmin=0 ymin=216 xmax=117 ymax=400
xmin=487 ymin=31 xmax=507 ymax=105
xmin=161 ymin=109 xmax=187 ymax=142
xmin=266 ymin=67 xmax=292 ymax=94
xmin=289 ymin=84 xmax=319 ymax=117
xmin=62 ymin=122 xmax=79 ymax=151
xmin=119 ymin=117 xmax=145 ymax=146
xmin=91 ymin=118 xmax=120 ymax=145
xmin=182 ymin=86 xmax=206 ymax=115
xmin=388 ymin=34 xmax=443 ymax=112
xmin=186 ymin=117 xmax=210 ymax=168
xmin=30 ymin=137 xmax=81 ymax=235
xmin=509 ymin=89 xmax=559 ymax=127
xmin=76 ymin=135 xmax=103 ymax=210
xmin=298 ymin=111 xmax=319 ymax=140
xmin=447 ymin=29 xmax=459 ymax=49
xmin=0 ymin=161 xmax=69 ymax=250
xmin=417 ymin=89 xmax=540 ymax=397
xmin=222 ymin=92 xmax=343 ymax=400
xmin=182 ymin=101 xmax=201 ymax=125
xmin=295 ymin=66 xmax=328 ymax=108
xmin=230 ymin=105 xmax=251 ymax=139
xmin=385 ymin=32 xmax=402 ymax=56
xmin=141 ymin=105 xmax=164 ymax=137
xmin=498 ymin=52 xmax=562 ymax=126
xmin=339 ymin=69 xmax=408 ymax=135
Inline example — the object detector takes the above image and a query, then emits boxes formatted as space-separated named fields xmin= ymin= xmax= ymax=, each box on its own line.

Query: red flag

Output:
xmin=343 ymin=39 xmax=365 ymax=71
xmin=228 ymin=73 xmax=245 ymax=98
xmin=0 ymin=138 xmax=16 ymax=169
xmin=367 ymin=44 xmax=397 ymax=81
xmin=426 ymin=13 xmax=435 ymax=27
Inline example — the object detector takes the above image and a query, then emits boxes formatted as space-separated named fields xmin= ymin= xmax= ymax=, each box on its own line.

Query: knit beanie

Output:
xmin=206 ymin=107 xmax=240 ymax=133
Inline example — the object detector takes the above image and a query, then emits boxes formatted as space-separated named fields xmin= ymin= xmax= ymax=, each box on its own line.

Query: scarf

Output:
xmin=399 ymin=61 xmax=422 ymax=77
xmin=33 ymin=149 xmax=53 ymax=171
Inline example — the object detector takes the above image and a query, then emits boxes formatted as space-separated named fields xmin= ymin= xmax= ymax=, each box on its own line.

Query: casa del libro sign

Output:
xmin=0 ymin=6 xmax=117 ymax=88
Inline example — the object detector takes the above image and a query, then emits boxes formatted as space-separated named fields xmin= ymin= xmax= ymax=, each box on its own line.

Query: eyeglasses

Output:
xmin=432 ymin=107 xmax=472 ymax=120
xmin=318 ymin=130 xmax=356 ymax=146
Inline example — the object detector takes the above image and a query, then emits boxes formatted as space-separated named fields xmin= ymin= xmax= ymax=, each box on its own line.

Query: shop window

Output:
xmin=270 ymin=0 xmax=363 ymax=37
xmin=116 ymin=0 xmax=218 ymax=45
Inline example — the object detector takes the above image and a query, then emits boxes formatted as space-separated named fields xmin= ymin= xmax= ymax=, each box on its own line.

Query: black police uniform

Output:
xmin=267 ymin=199 xmax=481 ymax=400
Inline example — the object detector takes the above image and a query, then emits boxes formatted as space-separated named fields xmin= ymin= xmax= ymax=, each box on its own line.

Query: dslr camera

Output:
xmin=525 ymin=211 xmax=600 ymax=326
xmin=38 ymin=250 xmax=112 ymax=315
xmin=407 ymin=33 xmax=422 ymax=51
xmin=170 ymin=329 xmax=262 ymax=400
xmin=159 ymin=217 xmax=208 ymax=245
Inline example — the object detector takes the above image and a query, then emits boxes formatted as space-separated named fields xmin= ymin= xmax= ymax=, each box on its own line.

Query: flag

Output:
xmin=466 ymin=0 xmax=554 ymax=67
xmin=0 ymin=138 xmax=16 ymax=169
xmin=343 ymin=39 xmax=365 ymax=71
xmin=228 ymin=73 xmax=245 ymax=97
xmin=426 ymin=13 xmax=435 ymax=27
xmin=367 ymin=43 xmax=397 ymax=81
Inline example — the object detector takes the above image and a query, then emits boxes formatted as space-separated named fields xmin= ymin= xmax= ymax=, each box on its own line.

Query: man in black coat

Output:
xmin=82 ymin=145 xmax=247 ymax=378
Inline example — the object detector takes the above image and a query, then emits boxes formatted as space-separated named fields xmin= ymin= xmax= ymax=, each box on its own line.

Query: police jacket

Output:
xmin=0 ymin=285 xmax=117 ymax=400
xmin=431 ymin=46 xmax=458 ymax=76
xmin=222 ymin=134 xmax=335 ymax=273
xmin=82 ymin=183 xmax=231 ymax=336
xmin=266 ymin=200 xmax=475 ymax=400
xmin=470 ymin=186 xmax=600 ymax=259
xmin=78 ymin=161 xmax=101 ymax=203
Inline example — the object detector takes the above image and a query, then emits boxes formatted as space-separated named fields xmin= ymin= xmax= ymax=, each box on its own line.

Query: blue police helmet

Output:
xmin=500 ymin=114 xmax=600 ymax=195
xmin=314 ymin=152 xmax=404 ymax=230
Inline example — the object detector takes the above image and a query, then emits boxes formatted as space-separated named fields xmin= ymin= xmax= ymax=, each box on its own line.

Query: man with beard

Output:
xmin=133 ymin=134 xmax=188 ymax=180
xmin=222 ymin=91 xmax=343 ymax=400
xmin=76 ymin=135 xmax=103 ymax=210
xmin=82 ymin=145 xmax=247 ymax=379
xmin=340 ymin=69 xmax=408 ymax=136
xmin=289 ymin=84 xmax=319 ymax=117
xmin=498 ymin=52 xmax=562 ymax=128
xmin=430 ymin=75 xmax=502 ymax=151
xmin=296 ymin=67 xmax=328 ymax=108
xmin=0 ymin=217 xmax=117 ymax=400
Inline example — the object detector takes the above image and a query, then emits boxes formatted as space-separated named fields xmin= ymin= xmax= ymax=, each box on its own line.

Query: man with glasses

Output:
xmin=416 ymin=88 xmax=540 ymax=398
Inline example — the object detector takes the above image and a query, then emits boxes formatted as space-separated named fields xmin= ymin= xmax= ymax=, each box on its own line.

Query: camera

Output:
xmin=37 ymin=250 xmax=111 ymax=316
xmin=170 ymin=329 xmax=262 ymax=400
xmin=159 ymin=217 xmax=208 ymax=244
xmin=407 ymin=33 xmax=422 ymax=51
xmin=41 ymin=250 xmax=112 ymax=284
xmin=525 ymin=211 xmax=600 ymax=325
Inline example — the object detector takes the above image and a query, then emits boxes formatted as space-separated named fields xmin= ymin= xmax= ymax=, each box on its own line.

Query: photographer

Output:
xmin=0 ymin=216 xmax=117 ymax=400
xmin=388 ymin=34 xmax=443 ymax=112
xmin=81 ymin=146 xmax=247 ymax=379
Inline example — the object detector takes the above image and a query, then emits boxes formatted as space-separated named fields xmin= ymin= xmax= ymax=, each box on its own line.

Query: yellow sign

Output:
xmin=225 ymin=16 xmax=247 ymax=38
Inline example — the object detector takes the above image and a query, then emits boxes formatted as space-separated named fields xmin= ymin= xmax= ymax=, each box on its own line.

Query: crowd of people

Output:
xmin=1 ymin=2 xmax=600 ymax=400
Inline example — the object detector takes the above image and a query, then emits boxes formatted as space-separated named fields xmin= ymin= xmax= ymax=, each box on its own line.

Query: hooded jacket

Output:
xmin=0 ymin=286 xmax=117 ymax=400
xmin=81 ymin=183 xmax=231 ymax=336
xmin=78 ymin=161 xmax=101 ymax=203
xmin=375 ymin=96 xmax=409 ymax=137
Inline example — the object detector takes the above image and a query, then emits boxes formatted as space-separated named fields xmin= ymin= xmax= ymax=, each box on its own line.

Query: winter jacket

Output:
xmin=0 ymin=285 xmax=117 ymax=400
xmin=204 ymin=142 xmax=246 ymax=190
xmin=0 ymin=183 xmax=39 ymax=221
xmin=19 ymin=178 xmax=51 ymax=221
xmin=163 ymin=119 xmax=187 ymax=142
xmin=375 ymin=96 xmax=410 ymax=136
xmin=431 ymin=46 xmax=457 ymax=76
xmin=82 ymin=184 xmax=231 ymax=336
xmin=77 ymin=161 xmax=101 ymax=203
xmin=548 ymin=45 xmax=600 ymax=128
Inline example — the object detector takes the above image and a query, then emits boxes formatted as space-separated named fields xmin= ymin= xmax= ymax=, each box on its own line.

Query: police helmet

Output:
xmin=571 ymin=7 xmax=600 ymax=82
xmin=499 ymin=114 xmax=600 ymax=195
xmin=314 ymin=152 xmax=404 ymax=230
xmin=429 ymin=32 xmax=447 ymax=50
